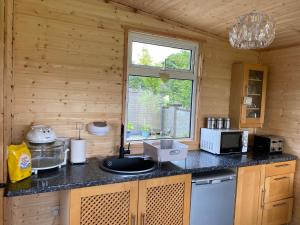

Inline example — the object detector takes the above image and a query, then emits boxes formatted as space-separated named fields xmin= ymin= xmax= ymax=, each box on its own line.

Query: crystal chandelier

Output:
xmin=229 ymin=11 xmax=276 ymax=49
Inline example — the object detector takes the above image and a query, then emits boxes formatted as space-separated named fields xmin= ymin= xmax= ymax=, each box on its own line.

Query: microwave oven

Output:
xmin=200 ymin=128 xmax=248 ymax=154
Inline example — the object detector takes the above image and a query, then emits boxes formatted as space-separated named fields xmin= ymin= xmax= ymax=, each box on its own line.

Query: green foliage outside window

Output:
xmin=129 ymin=48 xmax=193 ymax=109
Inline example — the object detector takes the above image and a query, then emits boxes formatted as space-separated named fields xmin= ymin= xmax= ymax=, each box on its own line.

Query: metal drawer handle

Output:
xmin=131 ymin=214 xmax=136 ymax=225
xmin=274 ymin=176 xmax=289 ymax=181
xmin=273 ymin=202 xmax=288 ymax=208
xmin=275 ymin=163 xmax=290 ymax=168
xmin=141 ymin=213 xmax=146 ymax=225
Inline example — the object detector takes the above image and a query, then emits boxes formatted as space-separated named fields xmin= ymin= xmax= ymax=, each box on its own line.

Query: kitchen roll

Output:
xmin=70 ymin=139 xmax=86 ymax=164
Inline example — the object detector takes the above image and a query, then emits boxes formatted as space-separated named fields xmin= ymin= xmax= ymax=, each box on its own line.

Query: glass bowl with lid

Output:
xmin=27 ymin=140 xmax=67 ymax=170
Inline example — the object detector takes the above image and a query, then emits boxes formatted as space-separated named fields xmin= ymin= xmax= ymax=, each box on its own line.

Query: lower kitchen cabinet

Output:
xmin=234 ymin=165 xmax=265 ymax=225
xmin=61 ymin=174 xmax=191 ymax=225
xmin=262 ymin=198 xmax=293 ymax=225
xmin=62 ymin=181 xmax=139 ymax=225
xmin=264 ymin=173 xmax=294 ymax=203
xmin=234 ymin=160 xmax=296 ymax=225
xmin=138 ymin=174 xmax=191 ymax=225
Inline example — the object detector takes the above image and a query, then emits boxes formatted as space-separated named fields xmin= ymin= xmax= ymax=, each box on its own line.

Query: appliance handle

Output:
xmin=131 ymin=214 xmax=136 ymax=225
xmin=63 ymin=148 xmax=70 ymax=165
xmin=141 ymin=213 xmax=146 ymax=225
xmin=193 ymin=176 xmax=235 ymax=185
xmin=239 ymin=134 xmax=243 ymax=149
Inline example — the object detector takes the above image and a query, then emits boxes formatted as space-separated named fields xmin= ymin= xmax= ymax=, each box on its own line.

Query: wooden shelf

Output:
xmin=249 ymin=79 xmax=263 ymax=82
xmin=247 ymin=108 xmax=260 ymax=110
xmin=248 ymin=93 xmax=261 ymax=96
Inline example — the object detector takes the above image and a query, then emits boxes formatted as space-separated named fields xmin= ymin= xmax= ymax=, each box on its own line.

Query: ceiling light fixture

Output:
xmin=229 ymin=10 xmax=276 ymax=49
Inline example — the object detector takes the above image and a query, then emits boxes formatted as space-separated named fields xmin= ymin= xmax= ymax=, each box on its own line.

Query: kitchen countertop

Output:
xmin=5 ymin=150 xmax=297 ymax=197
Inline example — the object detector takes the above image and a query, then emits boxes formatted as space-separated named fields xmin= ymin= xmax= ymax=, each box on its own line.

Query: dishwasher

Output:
xmin=190 ymin=169 xmax=237 ymax=225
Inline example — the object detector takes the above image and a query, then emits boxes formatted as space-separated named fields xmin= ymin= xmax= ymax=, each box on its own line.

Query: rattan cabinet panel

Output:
xmin=66 ymin=181 xmax=139 ymax=225
xmin=138 ymin=174 xmax=191 ymax=225
xmin=62 ymin=175 xmax=191 ymax=225
xmin=80 ymin=191 xmax=130 ymax=225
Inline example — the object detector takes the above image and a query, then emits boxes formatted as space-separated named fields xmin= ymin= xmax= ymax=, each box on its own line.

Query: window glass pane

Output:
xmin=131 ymin=42 xmax=192 ymax=70
xmin=126 ymin=75 xmax=193 ymax=141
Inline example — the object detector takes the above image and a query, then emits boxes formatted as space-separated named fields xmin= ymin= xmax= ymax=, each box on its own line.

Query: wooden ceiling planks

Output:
xmin=112 ymin=0 xmax=300 ymax=49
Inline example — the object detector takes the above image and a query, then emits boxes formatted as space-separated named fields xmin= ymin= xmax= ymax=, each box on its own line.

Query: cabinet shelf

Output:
xmin=247 ymin=108 xmax=260 ymax=110
xmin=248 ymin=93 xmax=261 ymax=96
xmin=249 ymin=79 xmax=263 ymax=82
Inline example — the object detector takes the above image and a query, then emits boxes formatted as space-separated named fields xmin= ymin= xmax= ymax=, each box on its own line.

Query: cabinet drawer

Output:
xmin=265 ymin=161 xmax=296 ymax=177
xmin=262 ymin=198 xmax=293 ymax=225
xmin=264 ymin=173 xmax=294 ymax=203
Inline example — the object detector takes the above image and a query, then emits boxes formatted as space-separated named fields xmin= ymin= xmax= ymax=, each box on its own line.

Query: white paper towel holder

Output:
xmin=70 ymin=139 xmax=86 ymax=164
xmin=70 ymin=122 xmax=86 ymax=164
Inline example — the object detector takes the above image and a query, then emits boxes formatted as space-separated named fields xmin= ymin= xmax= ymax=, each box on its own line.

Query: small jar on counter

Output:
xmin=207 ymin=117 xmax=213 ymax=129
xmin=211 ymin=117 xmax=216 ymax=129
xmin=224 ymin=118 xmax=231 ymax=129
xmin=216 ymin=118 xmax=223 ymax=129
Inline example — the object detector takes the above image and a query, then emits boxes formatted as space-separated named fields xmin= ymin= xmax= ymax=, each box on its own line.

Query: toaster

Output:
xmin=253 ymin=135 xmax=284 ymax=154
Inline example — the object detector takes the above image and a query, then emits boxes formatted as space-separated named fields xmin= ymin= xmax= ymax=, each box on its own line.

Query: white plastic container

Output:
xmin=87 ymin=121 xmax=109 ymax=136
xmin=143 ymin=139 xmax=188 ymax=162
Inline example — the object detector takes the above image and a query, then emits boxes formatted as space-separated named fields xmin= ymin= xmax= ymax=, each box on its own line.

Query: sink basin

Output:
xmin=100 ymin=157 xmax=157 ymax=174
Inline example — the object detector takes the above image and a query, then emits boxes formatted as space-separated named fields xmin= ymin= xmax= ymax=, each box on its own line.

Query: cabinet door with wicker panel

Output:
xmin=64 ymin=181 xmax=139 ymax=225
xmin=138 ymin=174 xmax=191 ymax=225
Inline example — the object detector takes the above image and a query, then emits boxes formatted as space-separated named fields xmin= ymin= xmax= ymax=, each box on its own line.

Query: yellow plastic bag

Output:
xmin=8 ymin=142 xmax=32 ymax=183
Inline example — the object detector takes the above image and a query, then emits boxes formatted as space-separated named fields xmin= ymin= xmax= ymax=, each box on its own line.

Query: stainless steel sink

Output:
xmin=100 ymin=157 xmax=157 ymax=174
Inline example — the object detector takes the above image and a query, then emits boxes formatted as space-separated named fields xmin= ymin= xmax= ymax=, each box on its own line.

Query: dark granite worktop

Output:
xmin=5 ymin=150 xmax=297 ymax=197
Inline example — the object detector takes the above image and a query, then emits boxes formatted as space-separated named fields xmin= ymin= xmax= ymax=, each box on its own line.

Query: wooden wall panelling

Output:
xmin=12 ymin=0 xmax=259 ymax=157
xmin=260 ymin=45 xmax=300 ymax=225
xmin=0 ymin=2 xmax=5 ymax=224
xmin=0 ymin=0 xmax=5 ymax=184
xmin=13 ymin=0 xmax=125 ymax=156
xmin=3 ymin=0 xmax=14 ymax=183
xmin=0 ymin=0 xmax=5 ymax=219
xmin=4 ymin=192 xmax=60 ymax=225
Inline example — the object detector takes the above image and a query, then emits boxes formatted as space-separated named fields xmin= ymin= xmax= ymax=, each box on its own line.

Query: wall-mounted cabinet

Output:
xmin=229 ymin=63 xmax=268 ymax=128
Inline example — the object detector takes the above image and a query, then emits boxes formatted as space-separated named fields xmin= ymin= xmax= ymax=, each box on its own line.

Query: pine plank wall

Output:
xmin=10 ymin=0 xmax=259 ymax=157
xmin=3 ymin=0 xmax=300 ymax=224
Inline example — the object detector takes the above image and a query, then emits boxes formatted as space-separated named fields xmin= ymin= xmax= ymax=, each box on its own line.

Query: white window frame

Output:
xmin=126 ymin=31 xmax=199 ymax=141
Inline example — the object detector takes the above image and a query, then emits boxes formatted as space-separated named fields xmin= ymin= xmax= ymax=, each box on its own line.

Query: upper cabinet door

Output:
xmin=241 ymin=64 xmax=268 ymax=128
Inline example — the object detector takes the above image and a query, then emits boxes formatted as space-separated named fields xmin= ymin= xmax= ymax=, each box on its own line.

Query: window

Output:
xmin=126 ymin=31 xmax=199 ymax=141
